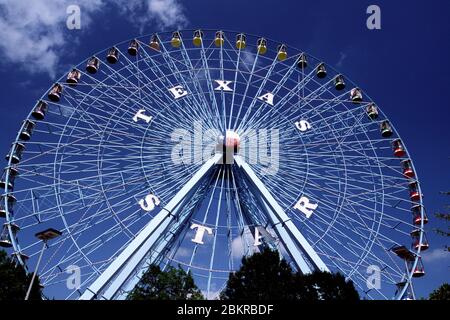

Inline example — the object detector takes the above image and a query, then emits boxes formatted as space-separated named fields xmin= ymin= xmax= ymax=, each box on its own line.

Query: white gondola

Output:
xmin=334 ymin=75 xmax=345 ymax=90
xmin=0 ymin=166 xmax=18 ymax=190
xmin=0 ymin=194 xmax=16 ymax=218
xmin=86 ymin=56 xmax=100 ymax=74
xmin=48 ymin=83 xmax=63 ymax=102
xmin=316 ymin=63 xmax=327 ymax=78
xmin=297 ymin=53 xmax=307 ymax=69
xmin=128 ymin=39 xmax=139 ymax=56
xmin=19 ymin=120 xmax=35 ymax=141
xmin=0 ymin=225 xmax=12 ymax=248
xmin=106 ymin=47 xmax=119 ymax=64
xmin=32 ymin=100 xmax=48 ymax=120
xmin=380 ymin=120 xmax=393 ymax=137
xmin=5 ymin=143 xmax=25 ymax=165
xmin=366 ymin=103 xmax=378 ymax=120
xmin=66 ymin=69 xmax=81 ymax=86
xmin=350 ymin=87 xmax=363 ymax=103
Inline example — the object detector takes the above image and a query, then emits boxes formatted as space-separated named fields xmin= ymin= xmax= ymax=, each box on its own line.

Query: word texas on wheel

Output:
xmin=0 ymin=29 xmax=428 ymax=300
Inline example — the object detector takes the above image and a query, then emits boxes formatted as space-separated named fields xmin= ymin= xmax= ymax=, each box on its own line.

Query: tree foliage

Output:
xmin=220 ymin=247 xmax=294 ymax=300
xmin=127 ymin=264 xmax=203 ymax=300
xmin=0 ymin=249 xmax=42 ymax=300
xmin=434 ymin=191 xmax=450 ymax=251
xmin=221 ymin=248 xmax=359 ymax=300
xmin=429 ymin=283 xmax=450 ymax=300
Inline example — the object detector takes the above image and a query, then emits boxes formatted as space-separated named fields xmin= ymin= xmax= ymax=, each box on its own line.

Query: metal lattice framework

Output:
xmin=0 ymin=29 xmax=428 ymax=300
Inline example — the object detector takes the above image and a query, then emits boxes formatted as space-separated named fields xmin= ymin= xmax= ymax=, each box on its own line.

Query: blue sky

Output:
xmin=0 ymin=0 xmax=448 ymax=298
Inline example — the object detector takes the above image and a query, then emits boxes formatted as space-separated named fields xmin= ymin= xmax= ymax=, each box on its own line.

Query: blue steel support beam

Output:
xmin=234 ymin=155 xmax=329 ymax=273
xmin=79 ymin=154 xmax=223 ymax=300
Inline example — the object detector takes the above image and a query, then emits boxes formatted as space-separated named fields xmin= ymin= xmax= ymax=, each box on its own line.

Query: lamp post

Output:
xmin=24 ymin=228 xmax=62 ymax=300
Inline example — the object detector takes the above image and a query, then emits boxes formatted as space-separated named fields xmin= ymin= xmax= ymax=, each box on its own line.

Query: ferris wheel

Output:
xmin=0 ymin=29 xmax=429 ymax=300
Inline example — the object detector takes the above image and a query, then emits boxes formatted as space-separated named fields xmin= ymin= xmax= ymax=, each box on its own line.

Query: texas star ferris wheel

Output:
xmin=0 ymin=29 xmax=429 ymax=300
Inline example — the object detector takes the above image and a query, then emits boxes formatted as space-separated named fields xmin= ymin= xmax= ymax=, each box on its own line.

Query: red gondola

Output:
xmin=409 ymin=182 xmax=421 ymax=202
xmin=392 ymin=139 xmax=406 ymax=157
xmin=412 ymin=204 xmax=427 ymax=225
xmin=410 ymin=257 xmax=425 ymax=278
xmin=401 ymin=160 xmax=415 ymax=178
xmin=410 ymin=229 xmax=429 ymax=251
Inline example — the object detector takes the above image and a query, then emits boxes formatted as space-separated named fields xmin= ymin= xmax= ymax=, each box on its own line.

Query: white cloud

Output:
xmin=0 ymin=0 xmax=188 ymax=77
xmin=421 ymin=248 xmax=450 ymax=263
xmin=147 ymin=0 xmax=188 ymax=29
xmin=231 ymin=236 xmax=245 ymax=259
xmin=175 ymin=246 xmax=191 ymax=258
xmin=111 ymin=0 xmax=188 ymax=33
xmin=240 ymin=50 xmax=259 ymax=71
xmin=336 ymin=51 xmax=347 ymax=68
xmin=231 ymin=228 xmax=262 ymax=259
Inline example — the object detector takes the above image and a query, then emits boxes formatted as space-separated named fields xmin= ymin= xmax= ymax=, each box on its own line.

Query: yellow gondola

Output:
xmin=171 ymin=31 xmax=182 ymax=48
xmin=277 ymin=44 xmax=287 ymax=61
xmin=215 ymin=31 xmax=225 ymax=47
xmin=257 ymin=38 xmax=267 ymax=55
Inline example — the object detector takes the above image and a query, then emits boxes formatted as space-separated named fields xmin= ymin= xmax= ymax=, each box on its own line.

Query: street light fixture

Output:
xmin=24 ymin=228 xmax=62 ymax=300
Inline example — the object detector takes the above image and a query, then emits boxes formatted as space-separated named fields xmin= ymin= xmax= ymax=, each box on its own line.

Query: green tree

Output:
xmin=429 ymin=283 xmax=450 ymax=300
xmin=434 ymin=191 xmax=450 ymax=251
xmin=220 ymin=247 xmax=295 ymax=300
xmin=220 ymin=248 xmax=359 ymax=300
xmin=295 ymin=270 xmax=360 ymax=301
xmin=127 ymin=264 xmax=203 ymax=300
xmin=0 ymin=249 xmax=42 ymax=300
